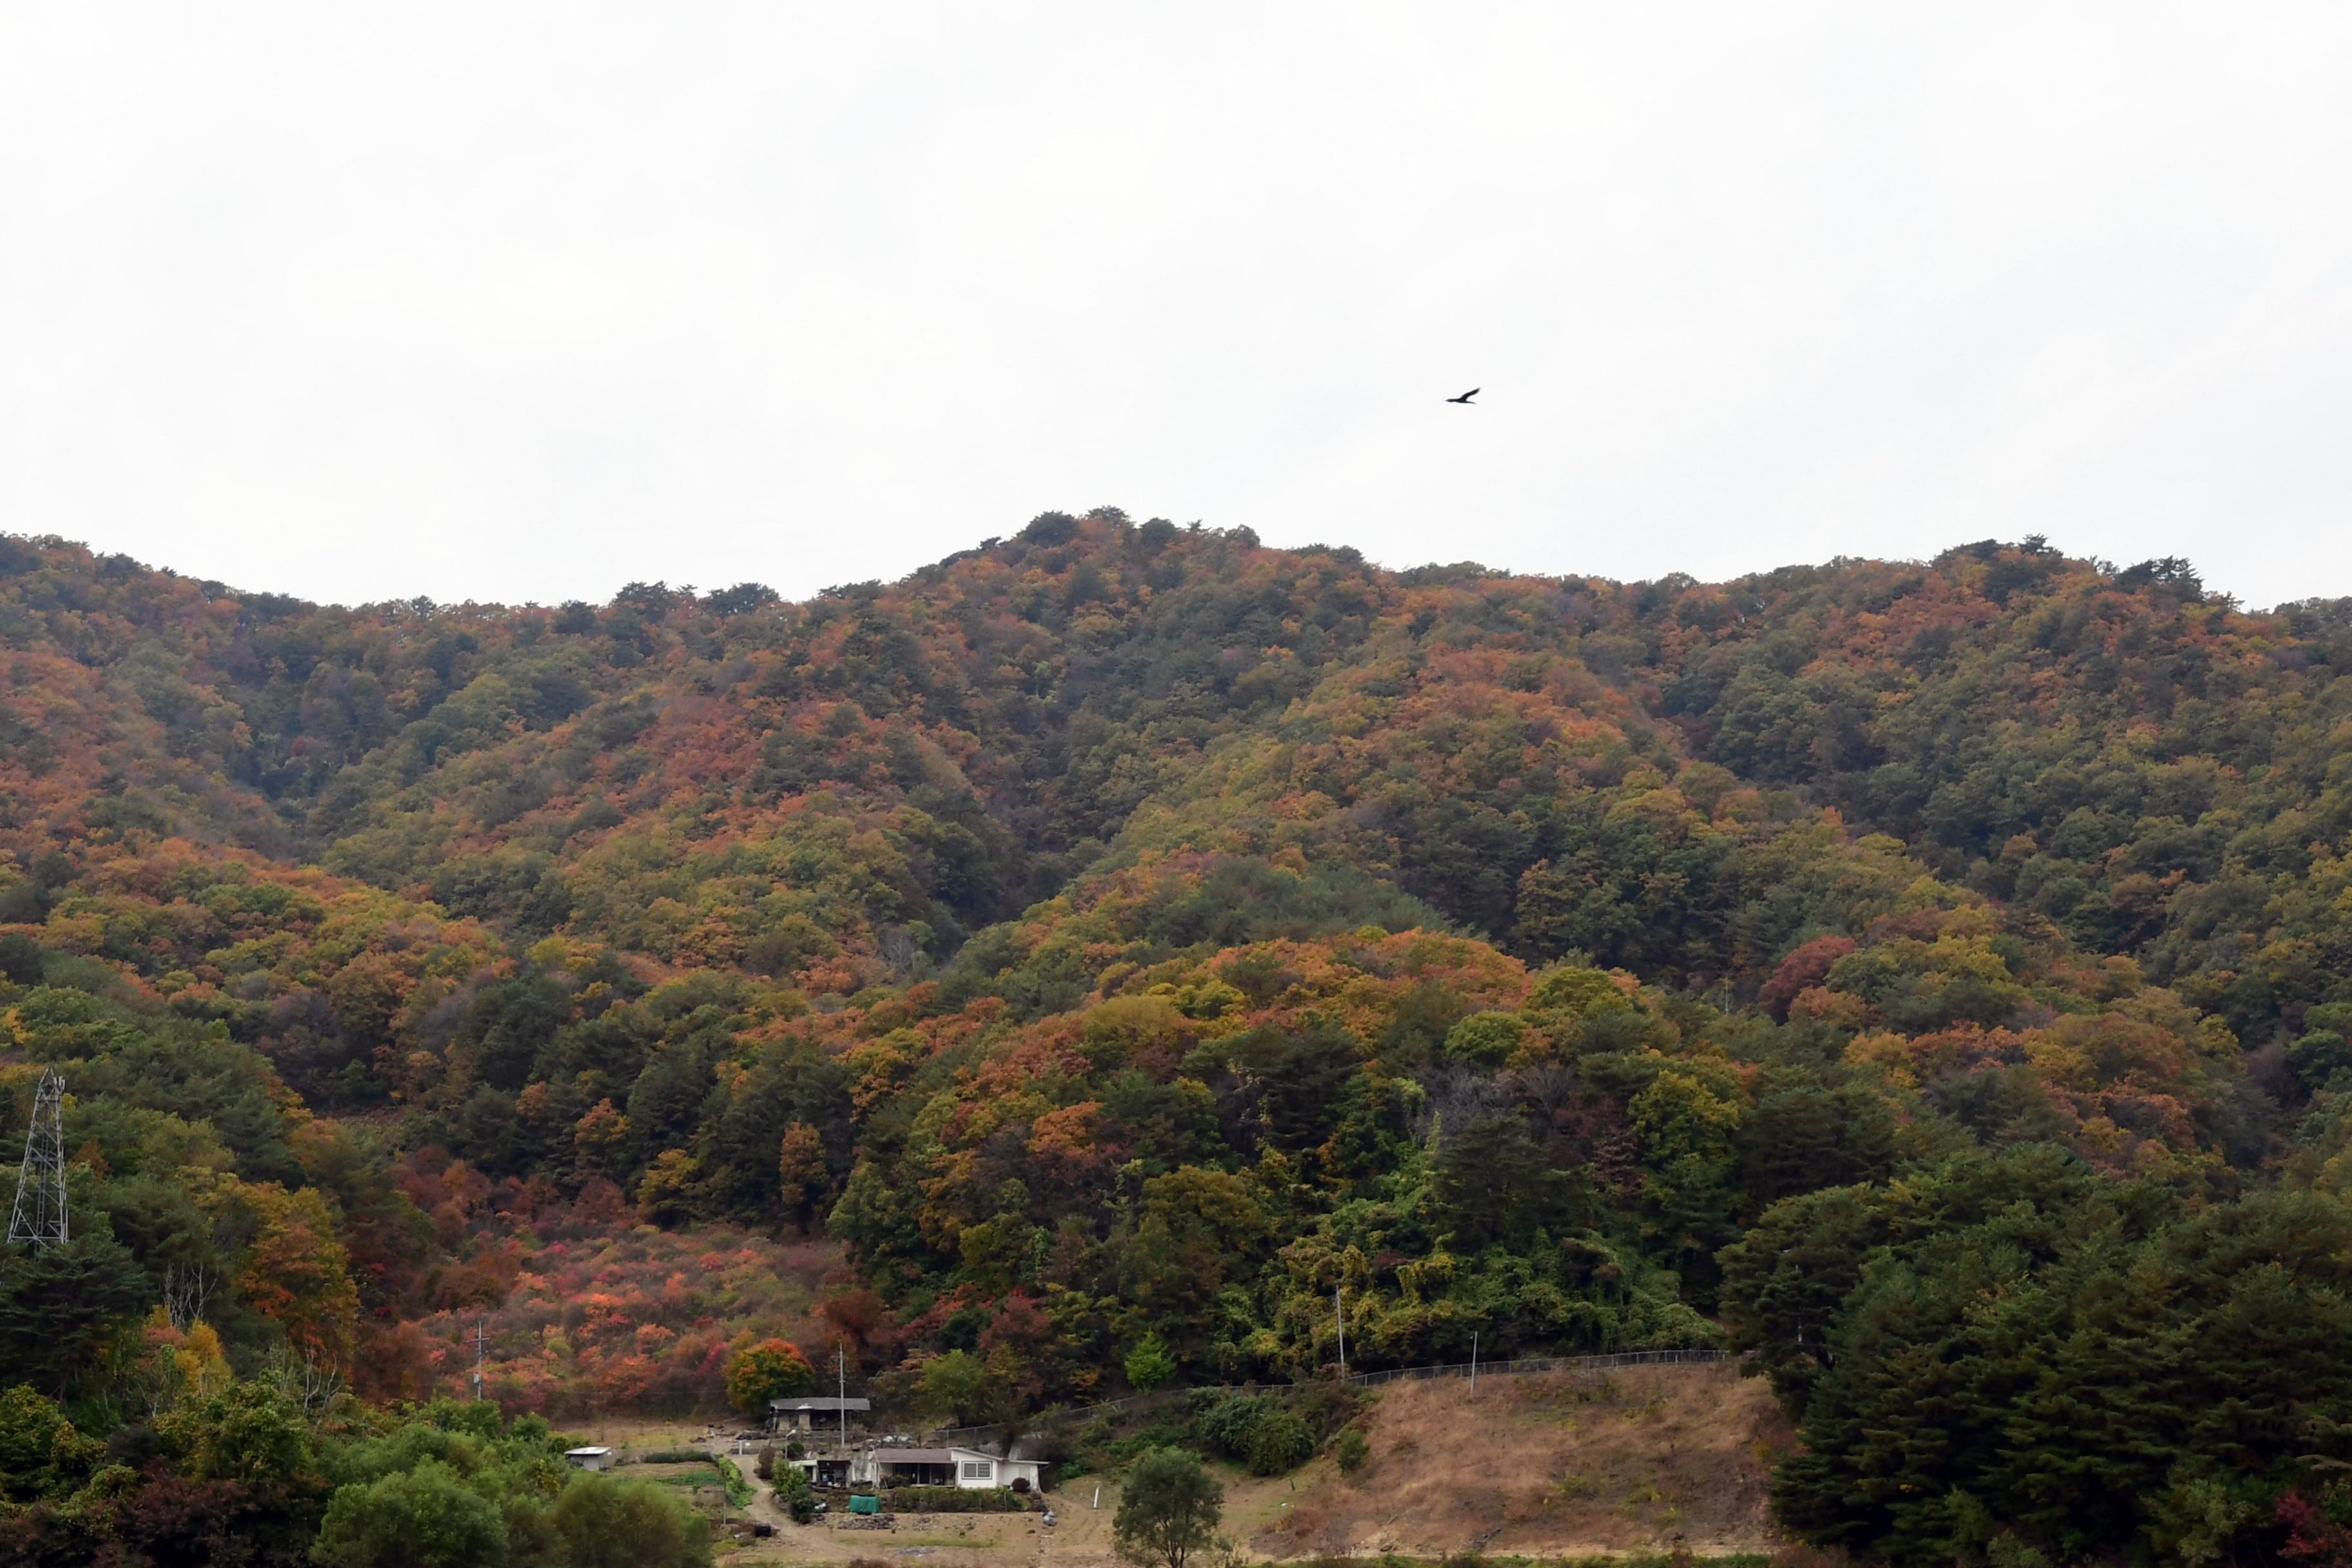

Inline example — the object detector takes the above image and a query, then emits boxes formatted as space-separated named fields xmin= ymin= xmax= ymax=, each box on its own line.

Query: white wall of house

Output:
xmin=948 ymin=1449 xmax=1041 ymax=1490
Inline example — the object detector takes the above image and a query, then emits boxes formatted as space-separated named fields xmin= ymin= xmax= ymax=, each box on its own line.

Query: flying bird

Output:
xmin=1446 ymin=387 xmax=1479 ymax=404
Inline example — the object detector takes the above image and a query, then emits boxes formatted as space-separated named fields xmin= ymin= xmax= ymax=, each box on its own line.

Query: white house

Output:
xmin=869 ymin=1445 xmax=1042 ymax=1491
xmin=564 ymin=1447 xmax=613 ymax=1472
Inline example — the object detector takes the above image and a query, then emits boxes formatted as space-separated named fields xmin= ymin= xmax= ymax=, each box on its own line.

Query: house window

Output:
xmin=960 ymin=1460 xmax=994 ymax=1480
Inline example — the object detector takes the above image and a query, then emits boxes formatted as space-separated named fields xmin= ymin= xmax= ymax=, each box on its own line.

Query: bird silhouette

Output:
xmin=1446 ymin=387 xmax=1479 ymax=404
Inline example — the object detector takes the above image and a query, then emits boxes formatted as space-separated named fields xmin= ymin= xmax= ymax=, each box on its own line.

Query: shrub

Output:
xmin=1333 ymin=1428 xmax=1369 ymax=1475
xmin=1241 ymin=1410 xmax=1312 ymax=1476
xmin=551 ymin=1473 xmax=711 ymax=1567
xmin=313 ymin=1460 xmax=506 ymax=1568
xmin=885 ymin=1485 xmax=1031 ymax=1513
xmin=1125 ymin=1333 xmax=1178 ymax=1394
xmin=1185 ymin=1390 xmax=1314 ymax=1476
xmin=711 ymin=1452 xmax=754 ymax=1507
xmin=774 ymin=1464 xmax=818 ymax=1524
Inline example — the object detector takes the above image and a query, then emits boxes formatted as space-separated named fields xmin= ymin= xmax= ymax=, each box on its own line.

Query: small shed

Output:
xmin=565 ymin=1447 xmax=614 ymax=1472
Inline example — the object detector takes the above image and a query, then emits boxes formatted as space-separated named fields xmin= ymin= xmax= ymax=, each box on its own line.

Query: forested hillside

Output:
xmin=8 ymin=513 xmax=2352 ymax=1564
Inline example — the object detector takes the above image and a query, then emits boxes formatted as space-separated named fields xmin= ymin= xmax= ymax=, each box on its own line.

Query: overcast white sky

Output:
xmin=4 ymin=6 xmax=2349 ymax=609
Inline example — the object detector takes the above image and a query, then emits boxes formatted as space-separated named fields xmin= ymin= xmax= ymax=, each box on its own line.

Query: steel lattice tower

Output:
xmin=8 ymin=1068 xmax=67 ymax=1251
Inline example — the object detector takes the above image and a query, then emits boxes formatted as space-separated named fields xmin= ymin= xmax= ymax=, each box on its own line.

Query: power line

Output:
xmin=8 ymin=1068 xmax=67 ymax=1251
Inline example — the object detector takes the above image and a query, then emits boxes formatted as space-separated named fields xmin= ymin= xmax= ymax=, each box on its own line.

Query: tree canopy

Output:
xmin=10 ymin=519 xmax=2352 ymax=1558
xmin=1112 ymin=1447 xmax=1224 ymax=1568
xmin=724 ymin=1338 xmax=815 ymax=1416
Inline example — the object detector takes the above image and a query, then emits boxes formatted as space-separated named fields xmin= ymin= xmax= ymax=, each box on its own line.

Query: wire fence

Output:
xmin=930 ymin=1345 xmax=1725 ymax=1446
xmin=1340 ymin=1345 xmax=1725 ymax=1387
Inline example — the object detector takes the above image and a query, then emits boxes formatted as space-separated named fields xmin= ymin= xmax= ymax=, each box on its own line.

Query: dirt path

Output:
xmin=703 ymin=1433 xmax=783 ymax=1527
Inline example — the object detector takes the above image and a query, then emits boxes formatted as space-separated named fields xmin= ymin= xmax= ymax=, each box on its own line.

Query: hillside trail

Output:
xmin=704 ymin=1429 xmax=779 ymax=1522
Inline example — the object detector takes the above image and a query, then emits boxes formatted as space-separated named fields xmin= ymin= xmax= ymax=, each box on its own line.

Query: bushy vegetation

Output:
xmin=0 ymin=1388 xmax=707 ymax=1567
xmin=883 ymin=1484 xmax=1032 ymax=1512
xmin=1185 ymin=1385 xmax=1360 ymax=1476
xmin=10 ymin=516 xmax=2352 ymax=1559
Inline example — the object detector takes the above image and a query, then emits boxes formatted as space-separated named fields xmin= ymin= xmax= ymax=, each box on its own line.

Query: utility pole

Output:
xmin=1469 ymin=1332 xmax=1478 ymax=1395
xmin=473 ymin=1318 xmax=487 ymax=1401
xmin=8 ymin=1069 xmax=67 ymax=1251
xmin=838 ymin=1344 xmax=848 ymax=1450
xmin=1334 ymin=1288 xmax=1346 ymax=1380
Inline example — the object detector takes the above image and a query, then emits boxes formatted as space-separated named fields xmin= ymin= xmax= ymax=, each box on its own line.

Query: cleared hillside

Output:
xmin=1240 ymin=1362 xmax=1790 ymax=1560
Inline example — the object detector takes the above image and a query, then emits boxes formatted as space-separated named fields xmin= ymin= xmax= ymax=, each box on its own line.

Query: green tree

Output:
xmin=162 ymin=1380 xmax=320 ymax=1488
xmin=1718 ymin=1183 xmax=1893 ymax=1409
xmin=917 ymin=1349 xmax=990 ymax=1426
xmin=1124 ymin=1333 xmax=1177 ymax=1393
xmin=312 ymin=1459 xmax=507 ymax=1568
xmin=552 ymin=1473 xmax=714 ymax=1568
xmin=1113 ymin=1447 xmax=1224 ymax=1568
xmin=0 ymin=1234 xmax=155 ymax=1396
xmin=725 ymin=1338 xmax=815 ymax=1417
xmin=635 ymin=1148 xmax=705 ymax=1225
xmin=573 ymin=1099 xmax=632 ymax=1182
xmin=1429 ymin=1115 xmax=1575 ymax=1253
xmin=0 ymin=1384 xmax=103 ymax=1503
xmin=1440 ymin=1012 xmax=1524 ymax=1068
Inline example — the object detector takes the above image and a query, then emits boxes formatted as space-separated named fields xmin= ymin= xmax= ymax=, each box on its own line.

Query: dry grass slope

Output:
xmin=1241 ymin=1363 xmax=1793 ymax=1561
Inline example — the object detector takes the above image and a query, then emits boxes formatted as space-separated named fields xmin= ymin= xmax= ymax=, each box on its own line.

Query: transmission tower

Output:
xmin=8 ymin=1068 xmax=68 ymax=1251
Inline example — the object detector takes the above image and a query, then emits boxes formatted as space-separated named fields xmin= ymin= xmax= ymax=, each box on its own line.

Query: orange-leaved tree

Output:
xmin=725 ymin=1338 xmax=816 ymax=1417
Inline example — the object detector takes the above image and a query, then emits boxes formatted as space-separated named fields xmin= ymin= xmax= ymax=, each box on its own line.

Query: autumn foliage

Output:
xmin=725 ymin=1338 xmax=816 ymax=1416
xmin=11 ymin=518 xmax=2352 ymax=1561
